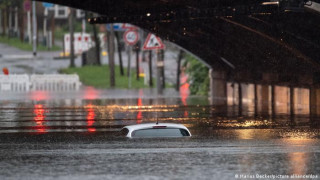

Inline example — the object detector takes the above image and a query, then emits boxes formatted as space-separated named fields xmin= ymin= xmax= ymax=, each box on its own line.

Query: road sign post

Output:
xmin=148 ymin=51 xmax=153 ymax=87
xmin=109 ymin=23 xmax=115 ymax=87
xmin=124 ymin=30 xmax=139 ymax=88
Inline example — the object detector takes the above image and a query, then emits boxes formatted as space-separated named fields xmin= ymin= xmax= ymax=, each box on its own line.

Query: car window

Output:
xmin=131 ymin=128 xmax=190 ymax=138
xmin=117 ymin=128 xmax=129 ymax=136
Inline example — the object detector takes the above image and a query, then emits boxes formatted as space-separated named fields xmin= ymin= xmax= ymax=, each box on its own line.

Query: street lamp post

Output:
xmin=32 ymin=1 xmax=37 ymax=57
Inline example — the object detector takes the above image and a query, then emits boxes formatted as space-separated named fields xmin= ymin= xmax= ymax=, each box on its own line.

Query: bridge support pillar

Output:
xmin=310 ymin=87 xmax=320 ymax=125
xmin=290 ymin=86 xmax=295 ymax=124
xmin=271 ymin=85 xmax=276 ymax=119
xmin=238 ymin=82 xmax=243 ymax=116
xmin=209 ymin=69 xmax=227 ymax=106
xmin=254 ymin=83 xmax=258 ymax=117
xmin=261 ymin=85 xmax=270 ymax=116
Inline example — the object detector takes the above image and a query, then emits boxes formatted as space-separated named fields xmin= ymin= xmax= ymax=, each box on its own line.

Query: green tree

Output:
xmin=0 ymin=0 xmax=22 ymax=37
xmin=183 ymin=54 xmax=209 ymax=95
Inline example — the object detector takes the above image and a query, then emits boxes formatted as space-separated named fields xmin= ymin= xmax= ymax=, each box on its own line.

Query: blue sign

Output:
xmin=42 ymin=2 xmax=54 ymax=8
xmin=106 ymin=23 xmax=126 ymax=32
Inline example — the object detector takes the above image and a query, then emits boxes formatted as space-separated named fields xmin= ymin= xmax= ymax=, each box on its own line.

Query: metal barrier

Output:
xmin=30 ymin=74 xmax=81 ymax=91
xmin=0 ymin=75 xmax=30 ymax=92
xmin=0 ymin=74 xmax=81 ymax=92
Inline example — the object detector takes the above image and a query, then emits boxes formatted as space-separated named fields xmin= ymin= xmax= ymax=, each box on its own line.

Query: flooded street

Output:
xmin=1 ymin=0 xmax=320 ymax=178
xmin=0 ymin=89 xmax=319 ymax=179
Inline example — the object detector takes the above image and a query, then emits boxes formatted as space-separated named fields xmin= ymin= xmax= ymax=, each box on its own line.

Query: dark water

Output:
xmin=0 ymin=92 xmax=320 ymax=179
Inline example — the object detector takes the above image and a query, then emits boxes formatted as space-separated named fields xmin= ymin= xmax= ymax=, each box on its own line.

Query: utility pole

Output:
xmin=19 ymin=6 xmax=25 ymax=42
xmin=32 ymin=1 xmax=37 ymax=57
xmin=27 ymin=6 xmax=31 ymax=44
xmin=8 ymin=7 xmax=12 ymax=36
xmin=115 ymin=32 xmax=124 ymax=76
xmin=156 ymin=50 xmax=164 ymax=94
xmin=92 ymin=23 xmax=101 ymax=65
xmin=43 ymin=7 xmax=48 ymax=47
xmin=81 ymin=12 xmax=86 ymax=54
xmin=0 ymin=9 xmax=2 ymax=35
xmin=14 ymin=7 xmax=18 ymax=37
xmin=69 ymin=8 xmax=75 ymax=67
xmin=161 ymin=50 xmax=165 ymax=88
xmin=135 ymin=43 xmax=140 ymax=80
xmin=51 ymin=10 xmax=55 ymax=46
xmin=109 ymin=23 xmax=115 ymax=87
xmin=3 ymin=9 xmax=7 ymax=36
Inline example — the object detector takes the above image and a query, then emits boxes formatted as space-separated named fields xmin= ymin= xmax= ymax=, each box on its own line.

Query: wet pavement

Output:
xmin=0 ymin=89 xmax=320 ymax=179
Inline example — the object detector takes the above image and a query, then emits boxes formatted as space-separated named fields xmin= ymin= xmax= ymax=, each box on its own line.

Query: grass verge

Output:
xmin=60 ymin=65 xmax=155 ymax=89
xmin=0 ymin=36 xmax=61 ymax=51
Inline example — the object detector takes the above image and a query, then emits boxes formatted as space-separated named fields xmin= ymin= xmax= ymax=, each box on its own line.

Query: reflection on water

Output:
xmin=284 ymin=139 xmax=315 ymax=176
xmin=0 ymin=98 xmax=318 ymax=134
xmin=180 ymin=72 xmax=189 ymax=118
xmin=85 ymin=104 xmax=96 ymax=132
xmin=289 ymin=152 xmax=307 ymax=175
xmin=1 ymin=88 xmax=319 ymax=179
xmin=83 ymin=87 xmax=100 ymax=100
xmin=136 ymin=89 xmax=143 ymax=124
xmin=0 ymin=86 xmax=318 ymax=134
xmin=33 ymin=104 xmax=47 ymax=133
xmin=31 ymin=91 xmax=50 ymax=101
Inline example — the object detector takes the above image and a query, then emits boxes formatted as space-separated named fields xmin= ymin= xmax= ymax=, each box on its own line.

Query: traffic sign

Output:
xmin=124 ymin=30 xmax=139 ymax=46
xmin=42 ymin=2 xmax=54 ymax=8
xmin=24 ymin=0 xmax=31 ymax=11
xmin=143 ymin=33 xmax=165 ymax=50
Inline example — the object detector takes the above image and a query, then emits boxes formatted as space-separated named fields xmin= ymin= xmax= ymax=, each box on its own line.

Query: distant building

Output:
xmin=48 ymin=5 xmax=85 ymax=20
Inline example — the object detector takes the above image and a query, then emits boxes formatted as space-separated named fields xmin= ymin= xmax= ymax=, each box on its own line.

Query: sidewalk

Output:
xmin=0 ymin=42 xmax=75 ymax=74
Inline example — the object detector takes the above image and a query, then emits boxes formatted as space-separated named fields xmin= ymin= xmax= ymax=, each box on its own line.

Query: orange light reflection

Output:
xmin=84 ymin=87 xmax=99 ymax=100
xmin=136 ymin=89 xmax=143 ymax=124
xmin=180 ymin=72 xmax=189 ymax=118
xmin=31 ymin=91 xmax=50 ymax=101
xmin=33 ymin=104 xmax=47 ymax=133
xmin=85 ymin=104 xmax=96 ymax=132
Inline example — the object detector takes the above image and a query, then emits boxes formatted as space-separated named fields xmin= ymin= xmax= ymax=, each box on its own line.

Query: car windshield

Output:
xmin=131 ymin=128 xmax=190 ymax=138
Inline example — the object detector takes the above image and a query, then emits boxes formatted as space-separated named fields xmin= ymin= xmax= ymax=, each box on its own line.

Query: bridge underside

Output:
xmin=40 ymin=0 xmax=320 ymax=87
xmin=137 ymin=11 xmax=320 ymax=87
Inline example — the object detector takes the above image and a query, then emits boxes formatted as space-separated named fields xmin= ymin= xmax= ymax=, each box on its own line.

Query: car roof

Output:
xmin=123 ymin=123 xmax=189 ymax=131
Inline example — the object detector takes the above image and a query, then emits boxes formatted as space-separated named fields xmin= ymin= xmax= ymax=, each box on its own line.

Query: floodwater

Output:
xmin=0 ymin=89 xmax=320 ymax=179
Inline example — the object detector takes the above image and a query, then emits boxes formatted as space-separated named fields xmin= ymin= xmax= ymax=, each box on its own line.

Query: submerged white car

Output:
xmin=120 ymin=123 xmax=192 ymax=138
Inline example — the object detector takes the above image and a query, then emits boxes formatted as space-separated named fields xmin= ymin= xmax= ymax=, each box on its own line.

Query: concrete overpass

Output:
xmin=37 ymin=0 xmax=320 ymax=124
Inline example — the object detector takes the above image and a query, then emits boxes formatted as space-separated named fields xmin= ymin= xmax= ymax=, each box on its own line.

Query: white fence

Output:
xmin=0 ymin=74 xmax=81 ymax=92
xmin=0 ymin=75 xmax=30 ymax=92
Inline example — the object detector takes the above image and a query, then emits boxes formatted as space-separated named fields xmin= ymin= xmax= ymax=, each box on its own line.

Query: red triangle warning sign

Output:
xmin=143 ymin=33 xmax=165 ymax=50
